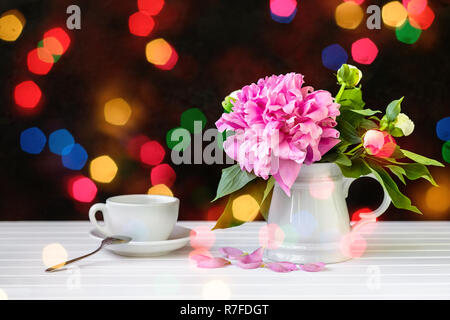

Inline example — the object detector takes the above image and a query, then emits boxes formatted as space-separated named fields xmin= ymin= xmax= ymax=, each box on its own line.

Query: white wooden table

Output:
xmin=0 ymin=221 xmax=449 ymax=300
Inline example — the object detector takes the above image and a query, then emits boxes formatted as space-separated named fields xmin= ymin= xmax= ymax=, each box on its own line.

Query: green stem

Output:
xmin=335 ymin=83 xmax=346 ymax=103
xmin=344 ymin=143 xmax=363 ymax=155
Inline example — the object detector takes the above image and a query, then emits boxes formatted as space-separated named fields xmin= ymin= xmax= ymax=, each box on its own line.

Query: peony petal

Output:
xmin=219 ymin=247 xmax=244 ymax=259
xmin=300 ymin=262 xmax=326 ymax=272
xmin=197 ymin=257 xmax=231 ymax=269
xmin=273 ymin=159 xmax=302 ymax=196
xmin=235 ymin=247 xmax=264 ymax=269
xmin=235 ymin=260 xmax=262 ymax=269
xmin=265 ymin=262 xmax=298 ymax=273
xmin=190 ymin=254 xmax=212 ymax=263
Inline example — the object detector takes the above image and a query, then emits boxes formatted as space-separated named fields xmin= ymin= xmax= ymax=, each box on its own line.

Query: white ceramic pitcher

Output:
xmin=264 ymin=163 xmax=391 ymax=264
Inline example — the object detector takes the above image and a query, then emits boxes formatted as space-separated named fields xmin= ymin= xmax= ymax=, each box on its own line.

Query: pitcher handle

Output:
xmin=343 ymin=173 xmax=391 ymax=220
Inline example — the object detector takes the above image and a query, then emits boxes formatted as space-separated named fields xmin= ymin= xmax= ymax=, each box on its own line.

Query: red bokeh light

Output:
xmin=351 ymin=208 xmax=373 ymax=222
xmin=155 ymin=47 xmax=178 ymax=70
xmin=351 ymin=38 xmax=378 ymax=65
xmin=43 ymin=28 xmax=71 ymax=54
xmin=190 ymin=226 xmax=216 ymax=250
xmin=270 ymin=0 xmax=297 ymax=17
xmin=68 ymin=176 xmax=97 ymax=203
xmin=344 ymin=0 xmax=365 ymax=4
xmin=409 ymin=5 xmax=435 ymax=30
xmin=129 ymin=11 xmax=155 ymax=37
xmin=140 ymin=140 xmax=165 ymax=165
xmin=340 ymin=233 xmax=367 ymax=258
xmin=403 ymin=0 xmax=427 ymax=15
xmin=151 ymin=163 xmax=176 ymax=187
xmin=138 ymin=0 xmax=165 ymax=16
xmin=127 ymin=135 xmax=150 ymax=160
xmin=27 ymin=48 xmax=54 ymax=75
xmin=14 ymin=81 xmax=42 ymax=109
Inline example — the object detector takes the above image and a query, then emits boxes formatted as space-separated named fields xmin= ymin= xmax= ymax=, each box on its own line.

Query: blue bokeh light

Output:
xmin=61 ymin=143 xmax=88 ymax=170
xmin=271 ymin=8 xmax=297 ymax=24
xmin=20 ymin=127 xmax=47 ymax=154
xmin=49 ymin=129 xmax=75 ymax=155
xmin=322 ymin=44 xmax=348 ymax=71
xmin=436 ymin=117 xmax=450 ymax=141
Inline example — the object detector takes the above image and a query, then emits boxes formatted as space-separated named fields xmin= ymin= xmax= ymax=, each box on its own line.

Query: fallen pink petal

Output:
xmin=300 ymin=262 xmax=326 ymax=272
xmin=196 ymin=256 xmax=231 ymax=268
xmin=265 ymin=262 xmax=298 ymax=273
xmin=219 ymin=247 xmax=244 ymax=259
xmin=235 ymin=247 xmax=264 ymax=269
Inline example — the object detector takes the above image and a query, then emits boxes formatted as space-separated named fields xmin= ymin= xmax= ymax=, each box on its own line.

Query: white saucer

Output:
xmin=89 ymin=225 xmax=191 ymax=257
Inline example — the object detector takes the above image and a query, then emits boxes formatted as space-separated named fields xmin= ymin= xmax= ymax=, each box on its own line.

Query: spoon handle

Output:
xmin=45 ymin=245 xmax=103 ymax=272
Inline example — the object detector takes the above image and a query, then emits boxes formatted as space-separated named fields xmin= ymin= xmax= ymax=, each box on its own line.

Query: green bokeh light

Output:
xmin=396 ymin=19 xmax=422 ymax=45
xmin=442 ymin=141 xmax=450 ymax=163
xmin=180 ymin=108 xmax=207 ymax=134
xmin=166 ymin=127 xmax=191 ymax=151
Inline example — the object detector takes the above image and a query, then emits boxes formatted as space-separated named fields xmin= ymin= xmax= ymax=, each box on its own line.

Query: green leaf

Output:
xmin=339 ymin=88 xmax=365 ymax=110
xmin=401 ymin=163 xmax=438 ymax=186
xmin=386 ymin=165 xmax=406 ymax=184
xmin=389 ymin=127 xmax=404 ymax=137
xmin=336 ymin=152 xmax=352 ymax=166
xmin=366 ymin=159 xmax=421 ymax=214
xmin=336 ymin=118 xmax=361 ymax=144
xmin=359 ymin=118 xmax=378 ymax=130
xmin=386 ymin=97 xmax=403 ymax=122
xmin=212 ymin=179 xmax=268 ymax=230
xmin=338 ymin=158 xmax=371 ymax=178
xmin=348 ymin=108 xmax=381 ymax=116
xmin=213 ymin=164 xmax=257 ymax=201
xmin=401 ymin=149 xmax=444 ymax=167
xmin=262 ymin=177 xmax=275 ymax=205
xmin=260 ymin=177 xmax=275 ymax=220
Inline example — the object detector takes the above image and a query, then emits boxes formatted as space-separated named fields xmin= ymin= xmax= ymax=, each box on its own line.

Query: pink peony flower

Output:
xmin=363 ymin=129 xmax=396 ymax=158
xmin=216 ymin=73 xmax=340 ymax=195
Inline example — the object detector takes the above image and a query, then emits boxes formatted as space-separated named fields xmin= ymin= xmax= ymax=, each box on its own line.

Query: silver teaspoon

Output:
xmin=45 ymin=235 xmax=132 ymax=272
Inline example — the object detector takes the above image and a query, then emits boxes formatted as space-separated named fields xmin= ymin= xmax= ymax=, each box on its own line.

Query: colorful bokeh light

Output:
xmin=344 ymin=0 xmax=365 ymax=4
xmin=20 ymin=127 xmax=46 ymax=154
xmin=89 ymin=155 xmax=118 ymax=183
xmin=180 ymin=108 xmax=207 ymax=133
xmin=258 ymin=224 xmax=285 ymax=250
xmin=145 ymin=38 xmax=178 ymax=70
xmin=190 ymin=225 xmax=215 ymax=249
xmin=409 ymin=5 xmax=434 ymax=30
xmin=335 ymin=2 xmax=364 ymax=30
xmin=68 ymin=175 xmax=98 ymax=203
xmin=382 ymin=1 xmax=408 ymax=28
xmin=14 ymin=80 xmax=42 ymax=109
xmin=0 ymin=288 xmax=7 ymax=300
xmin=48 ymin=129 xmax=74 ymax=155
xmin=309 ymin=178 xmax=335 ymax=199
xmin=0 ymin=9 xmax=25 ymax=42
xmin=442 ymin=141 xmax=450 ymax=163
xmin=351 ymin=38 xmax=378 ymax=65
xmin=151 ymin=163 xmax=176 ymax=187
xmin=270 ymin=0 xmax=297 ymax=24
xmin=147 ymin=184 xmax=174 ymax=197
xmin=396 ymin=19 xmax=422 ymax=44
xmin=202 ymin=280 xmax=231 ymax=300
xmin=425 ymin=185 xmax=450 ymax=213
xmin=436 ymin=117 xmax=450 ymax=141
xmin=104 ymin=98 xmax=132 ymax=126
xmin=166 ymin=127 xmax=191 ymax=151
xmin=140 ymin=140 xmax=165 ymax=165
xmin=321 ymin=44 xmax=348 ymax=71
xmin=42 ymin=243 xmax=68 ymax=267
xmin=27 ymin=48 xmax=54 ymax=75
xmin=403 ymin=0 xmax=427 ymax=15
xmin=42 ymin=36 xmax=64 ymax=56
xmin=127 ymin=134 xmax=150 ymax=160
xmin=129 ymin=11 xmax=155 ymax=37
xmin=232 ymin=194 xmax=260 ymax=222
xmin=61 ymin=143 xmax=88 ymax=170
xmin=43 ymin=28 xmax=70 ymax=55
xmin=340 ymin=232 xmax=367 ymax=258
xmin=138 ymin=0 xmax=165 ymax=16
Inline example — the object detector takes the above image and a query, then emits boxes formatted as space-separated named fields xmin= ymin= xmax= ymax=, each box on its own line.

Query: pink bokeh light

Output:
xmin=351 ymin=38 xmax=378 ymax=65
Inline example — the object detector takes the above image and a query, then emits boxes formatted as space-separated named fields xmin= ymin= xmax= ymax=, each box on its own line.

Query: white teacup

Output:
xmin=89 ymin=194 xmax=179 ymax=242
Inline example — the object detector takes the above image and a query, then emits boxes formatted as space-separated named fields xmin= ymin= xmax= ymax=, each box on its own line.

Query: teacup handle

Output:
xmin=89 ymin=203 xmax=110 ymax=236
xmin=343 ymin=173 xmax=391 ymax=220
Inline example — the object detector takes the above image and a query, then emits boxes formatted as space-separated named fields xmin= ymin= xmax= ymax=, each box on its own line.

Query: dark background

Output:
xmin=0 ymin=0 xmax=449 ymax=221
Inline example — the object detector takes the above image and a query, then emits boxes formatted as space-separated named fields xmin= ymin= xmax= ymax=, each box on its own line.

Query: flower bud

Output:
xmin=363 ymin=129 xmax=397 ymax=158
xmin=337 ymin=64 xmax=362 ymax=87
xmin=221 ymin=90 xmax=240 ymax=113
xmin=394 ymin=113 xmax=414 ymax=136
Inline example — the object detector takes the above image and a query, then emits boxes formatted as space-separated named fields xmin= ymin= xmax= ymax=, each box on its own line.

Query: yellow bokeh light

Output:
xmin=202 ymin=280 xmax=231 ymax=299
xmin=42 ymin=243 xmax=68 ymax=268
xmin=90 ymin=155 xmax=118 ymax=183
xmin=232 ymin=194 xmax=260 ymax=222
xmin=0 ymin=288 xmax=7 ymax=300
xmin=148 ymin=184 xmax=174 ymax=197
xmin=382 ymin=1 xmax=408 ymax=27
xmin=425 ymin=185 xmax=450 ymax=214
xmin=335 ymin=2 xmax=364 ymax=30
xmin=0 ymin=10 xmax=26 ymax=42
xmin=146 ymin=38 xmax=172 ymax=66
xmin=104 ymin=98 xmax=132 ymax=126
